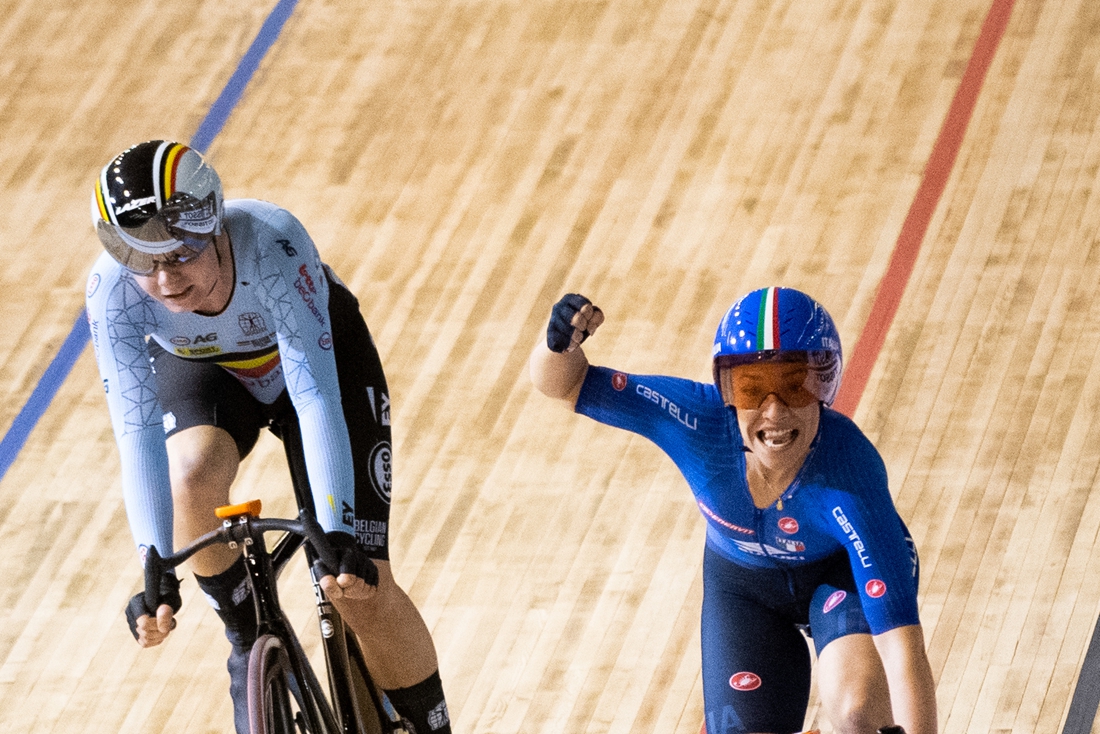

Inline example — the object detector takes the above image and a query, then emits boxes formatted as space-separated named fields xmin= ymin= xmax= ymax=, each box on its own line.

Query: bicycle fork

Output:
xmin=308 ymin=575 xmax=406 ymax=734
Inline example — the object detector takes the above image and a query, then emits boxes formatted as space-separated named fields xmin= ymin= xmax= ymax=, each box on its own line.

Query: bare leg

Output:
xmin=166 ymin=425 xmax=252 ymax=733
xmin=816 ymin=633 xmax=893 ymax=734
xmin=166 ymin=425 xmax=241 ymax=575
xmin=331 ymin=561 xmax=439 ymax=690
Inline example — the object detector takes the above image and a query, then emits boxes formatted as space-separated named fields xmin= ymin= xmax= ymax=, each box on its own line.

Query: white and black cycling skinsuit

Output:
xmin=87 ymin=198 xmax=393 ymax=734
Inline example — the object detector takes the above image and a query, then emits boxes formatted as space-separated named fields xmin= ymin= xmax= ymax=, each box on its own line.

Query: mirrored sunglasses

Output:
xmin=722 ymin=360 xmax=819 ymax=410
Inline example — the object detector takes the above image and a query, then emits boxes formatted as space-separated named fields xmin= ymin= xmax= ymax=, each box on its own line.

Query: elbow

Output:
xmin=528 ymin=342 xmax=586 ymax=404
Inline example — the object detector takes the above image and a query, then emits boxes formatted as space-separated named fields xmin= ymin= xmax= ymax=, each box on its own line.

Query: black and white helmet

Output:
xmin=91 ymin=140 xmax=223 ymax=274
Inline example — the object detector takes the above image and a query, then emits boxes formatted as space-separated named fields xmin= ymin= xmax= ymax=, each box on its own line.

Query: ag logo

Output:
xmin=369 ymin=442 xmax=392 ymax=504
xmin=729 ymin=672 xmax=761 ymax=691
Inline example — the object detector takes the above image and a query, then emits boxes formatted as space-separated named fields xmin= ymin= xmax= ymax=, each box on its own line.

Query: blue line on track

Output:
xmin=0 ymin=0 xmax=299 ymax=483
xmin=1064 ymin=615 xmax=1100 ymax=734
xmin=0 ymin=311 xmax=91 ymax=480
xmin=192 ymin=0 xmax=299 ymax=153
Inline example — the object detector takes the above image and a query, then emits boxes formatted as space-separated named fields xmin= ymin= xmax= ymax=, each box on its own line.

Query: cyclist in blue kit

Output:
xmin=529 ymin=289 xmax=937 ymax=734
xmin=86 ymin=141 xmax=451 ymax=734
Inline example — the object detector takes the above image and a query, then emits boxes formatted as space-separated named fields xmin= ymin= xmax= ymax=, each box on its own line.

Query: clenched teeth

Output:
xmin=757 ymin=428 xmax=798 ymax=448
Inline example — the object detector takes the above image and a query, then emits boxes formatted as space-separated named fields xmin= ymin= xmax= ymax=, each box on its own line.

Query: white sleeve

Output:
xmin=254 ymin=213 xmax=357 ymax=535
xmin=86 ymin=256 xmax=174 ymax=563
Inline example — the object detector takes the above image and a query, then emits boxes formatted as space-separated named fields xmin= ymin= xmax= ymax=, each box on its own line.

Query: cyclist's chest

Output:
xmin=149 ymin=281 xmax=278 ymax=360
xmin=686 ymin=450 xmax=838 ymax=563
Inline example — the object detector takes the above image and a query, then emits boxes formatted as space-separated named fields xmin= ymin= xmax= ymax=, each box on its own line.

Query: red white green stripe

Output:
xmin=755 ymin=287 xmax=779 ymax=350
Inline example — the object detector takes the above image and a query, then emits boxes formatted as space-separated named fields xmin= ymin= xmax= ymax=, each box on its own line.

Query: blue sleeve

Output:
xmin=253 ymin=209 xmax=356 ymax=536
xmin=816 ymin=423 xmax=920 ymax=634
xmin=86 ymin=255 xmax=175 ymax=564
xmin=575 ymin=366 xmax=727 ymax=454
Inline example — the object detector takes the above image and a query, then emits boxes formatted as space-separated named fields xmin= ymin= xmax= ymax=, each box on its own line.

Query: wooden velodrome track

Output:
xmin=2 ymin=0 xmax=1100 ymax=731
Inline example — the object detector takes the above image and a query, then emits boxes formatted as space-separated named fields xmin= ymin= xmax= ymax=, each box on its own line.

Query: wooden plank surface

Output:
xmin=3 ymin=0 xmax=1100 ymax=732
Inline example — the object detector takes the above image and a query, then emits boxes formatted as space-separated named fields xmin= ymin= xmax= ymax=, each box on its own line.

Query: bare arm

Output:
xmin=529 ymin=339 xmax=589 ymax=408
xmin=874 ymin=624 xmax=938 ymax=734
xmin=528 ymin=294 xmax=604 ymax=409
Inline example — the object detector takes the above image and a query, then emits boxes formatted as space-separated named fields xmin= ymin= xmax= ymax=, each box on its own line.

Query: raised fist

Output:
xmin=546 ymin=294 xmax=604 ymax=353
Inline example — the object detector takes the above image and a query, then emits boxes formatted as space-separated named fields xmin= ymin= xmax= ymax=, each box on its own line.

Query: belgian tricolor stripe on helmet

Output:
xmin=94 ymin=141 xmax=190 ymax=225
xmin=755 ymin=286 xmax=779 ymax=350
xmin=93 ymin=175 xmax=111 ymax=224
xmin=158 ymin=142 xmax=188 ymax=204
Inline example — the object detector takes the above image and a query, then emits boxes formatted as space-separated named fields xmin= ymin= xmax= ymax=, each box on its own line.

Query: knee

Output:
xmin=827 ymin=685 xmax=891 ymax=734
xmin=167 ymin=427 xmax=239 ymax=499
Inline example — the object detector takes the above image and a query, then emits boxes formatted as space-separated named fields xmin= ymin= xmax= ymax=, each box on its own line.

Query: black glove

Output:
xmin=316 ymin=531 xmax=379 ymax=587
xmin=546 ymin=293 xmax=602 ymax=353
xmin=125 ymin=571 xmax=182 ymax=641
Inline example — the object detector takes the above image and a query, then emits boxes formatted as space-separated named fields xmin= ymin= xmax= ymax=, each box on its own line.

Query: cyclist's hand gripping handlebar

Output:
xmin=300 ymin=511 xmax=379 ymax=591
xmin=126 ymin=545 xmax=181 ymax=644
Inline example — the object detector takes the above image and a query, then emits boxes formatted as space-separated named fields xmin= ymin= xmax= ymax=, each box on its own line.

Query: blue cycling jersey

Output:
xmin=576 ymin=366 xmax=919 ymax=634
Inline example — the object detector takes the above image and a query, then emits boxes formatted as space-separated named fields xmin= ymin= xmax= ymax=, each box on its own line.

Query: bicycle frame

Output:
xmin=143 ymin=506 xmax=386 ymax=734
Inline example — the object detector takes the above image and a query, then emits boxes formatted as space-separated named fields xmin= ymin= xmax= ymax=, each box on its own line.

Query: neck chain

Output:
xmin=750 ymin=458 xmax=787 ymax=511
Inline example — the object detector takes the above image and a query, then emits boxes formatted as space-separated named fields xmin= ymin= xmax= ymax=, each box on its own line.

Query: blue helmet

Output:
xmin=712 ymin=287 xmax=843 ymax=406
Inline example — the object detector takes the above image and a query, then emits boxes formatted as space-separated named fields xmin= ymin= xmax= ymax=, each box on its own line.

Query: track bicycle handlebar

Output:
xmin=142 ymin=507 xmax=349 ymax=613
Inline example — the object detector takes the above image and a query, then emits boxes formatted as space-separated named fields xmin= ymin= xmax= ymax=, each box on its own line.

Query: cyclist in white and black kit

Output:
xmin=86 ymin=141 xmax=451 ymax=734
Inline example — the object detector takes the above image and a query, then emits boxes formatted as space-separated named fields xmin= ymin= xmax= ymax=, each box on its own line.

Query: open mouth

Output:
xmin=756 ymin=428 xmax=799 ymax=448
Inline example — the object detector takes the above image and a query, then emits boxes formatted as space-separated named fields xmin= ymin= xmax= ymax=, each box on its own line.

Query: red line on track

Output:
xmin=832 ymin=0 xmax=1016 ymax=417
xmin=702 ymin=2 xmax=1015 ymax=731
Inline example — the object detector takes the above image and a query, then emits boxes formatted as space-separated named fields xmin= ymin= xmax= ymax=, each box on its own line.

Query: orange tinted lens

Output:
xmin=727 ymin=362 xmax=816 ymax=409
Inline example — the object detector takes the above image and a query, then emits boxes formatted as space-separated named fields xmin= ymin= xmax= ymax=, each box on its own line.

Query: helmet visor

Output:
xmin=719 ymin=358 xmax=821 ymax=410
xmin=95 ymin=191 xmax=218 ymax=275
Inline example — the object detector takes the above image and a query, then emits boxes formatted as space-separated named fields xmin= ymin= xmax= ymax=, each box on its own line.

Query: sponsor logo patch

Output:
xmin=366 ymin=387 xmax=390 ymax=426
xmin=832 ymin=506 xmax=872 ymax=568
xmin=635 ymin=383 xmax=698 ymax=430
xmin=778 ymin=517 xmax=799 ymax=534
xmin=86 ymin=273 xmax=101 ymax=298
xmin=823 ymin=590 xmax=847 ymax=613
xmin=612 ymin=372 xmax=628 ymax=391
xmin=239 ymin=312 xmax=266 ymax=336
xmin=117 ymin=195 xmax=156 ymax=214
xmin=369 ymin=441 xmax=392 ymax=504
xmin=865 ymin=579 xmax=887 ymax=598
xmin=277 ymin=238 xmax=297 ymax=257
xmin=427 ymin=700 xmax=450 ymax=731
xmin=697 ymin=501 xmax=755 ymax=535
xmin=774 ymin=537 xmax=806 ymax=553
xmin=729 ymin=672 xmax=762 ymax=691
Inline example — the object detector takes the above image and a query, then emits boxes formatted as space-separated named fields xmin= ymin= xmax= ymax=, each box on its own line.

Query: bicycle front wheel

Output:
xmin=249 ymin=634 xmax=334 ymax=734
